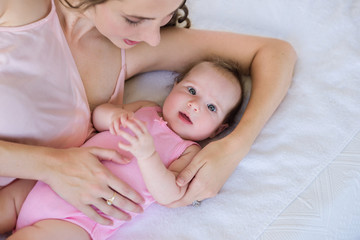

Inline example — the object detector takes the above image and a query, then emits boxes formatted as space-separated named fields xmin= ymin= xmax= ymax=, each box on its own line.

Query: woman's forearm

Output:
xmin=222 ymin=39 xmax=297 ymax=166
xmin=0 ymin=140 xmax=51 ymax=182
xmin=236 ymin=40 xmax=296 ymax=141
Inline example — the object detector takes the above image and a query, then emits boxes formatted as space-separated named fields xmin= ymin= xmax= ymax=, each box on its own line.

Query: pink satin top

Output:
xmin=0 ymin=0 xmax=126 ymax=186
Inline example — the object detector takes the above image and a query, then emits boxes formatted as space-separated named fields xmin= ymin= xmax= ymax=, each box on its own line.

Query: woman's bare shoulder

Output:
xmin=0 ymin=0 xmax=50 ymax=27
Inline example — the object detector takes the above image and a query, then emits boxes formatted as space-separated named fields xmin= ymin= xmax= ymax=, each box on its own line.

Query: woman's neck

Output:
xmin=55 ymin=0 xmax=98 ymax=44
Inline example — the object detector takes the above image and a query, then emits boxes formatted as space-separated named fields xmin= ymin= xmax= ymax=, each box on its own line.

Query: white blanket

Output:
xmin=110 ymin=0 xmax=360 ymax=239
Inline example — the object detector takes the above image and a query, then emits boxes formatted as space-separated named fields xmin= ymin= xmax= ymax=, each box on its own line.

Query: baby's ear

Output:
xmin=209 ymin=123 xmax=229 ymax=138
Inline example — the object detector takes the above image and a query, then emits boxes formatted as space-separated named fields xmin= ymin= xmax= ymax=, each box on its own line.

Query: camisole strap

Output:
xmin=109 ymin=48 xmax=127 ymax=104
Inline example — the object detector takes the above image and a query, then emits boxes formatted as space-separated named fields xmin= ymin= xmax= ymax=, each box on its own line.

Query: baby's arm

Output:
xmin=116 ymin=117 xmax=201 ymax=205
xmin=147 ymin=145 xmax=201 ymax=205
xmin=92 ymin=101 xmax=157 ymax=132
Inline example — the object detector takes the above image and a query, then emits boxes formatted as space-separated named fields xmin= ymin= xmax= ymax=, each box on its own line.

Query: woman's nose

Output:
xmin=187 ymin=102 xmax=199 ymax=112
xmin=141 ymin=25 xmax=161 ymax=47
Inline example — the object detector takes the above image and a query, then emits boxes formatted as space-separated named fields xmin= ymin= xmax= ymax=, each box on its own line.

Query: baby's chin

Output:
xmin=166 ymin=120 xmax=211 ymax=141
xmin=177 ymin=131 xmax=210 ymax=142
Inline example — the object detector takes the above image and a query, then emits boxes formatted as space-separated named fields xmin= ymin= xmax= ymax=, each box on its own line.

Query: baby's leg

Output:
xmin=0 ymin=179 xmax=36 ymax=234
xmin=8 ymin=219 xmax=91 ymax=240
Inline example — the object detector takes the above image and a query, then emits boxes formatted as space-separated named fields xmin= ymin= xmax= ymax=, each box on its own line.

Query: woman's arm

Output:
xmin=0 ymin=140 xmax=144 ymax=225
xmin=126 ymin=27 xmax=295 ymax=77
xmin=127 ymin=27 xmax=297 ymax=206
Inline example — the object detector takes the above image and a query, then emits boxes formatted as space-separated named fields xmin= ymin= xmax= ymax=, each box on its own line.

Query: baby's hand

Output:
xmin=117 ymin=118 xmax=156 ymax=161
xmin=109 ymin=109 xmax=134 ymax=135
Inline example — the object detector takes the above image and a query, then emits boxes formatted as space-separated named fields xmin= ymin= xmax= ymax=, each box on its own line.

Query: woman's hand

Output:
xmin=166 ymin=137 xmax=248 ymax=208
xmin=43 ymin=146 xmax=144 ymax=225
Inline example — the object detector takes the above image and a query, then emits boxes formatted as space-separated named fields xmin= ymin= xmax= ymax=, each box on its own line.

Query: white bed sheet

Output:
xmin=110 ymin=0 xmax=360 ymax=239
xmin=1 ymin=0 xmax=359 ymax=239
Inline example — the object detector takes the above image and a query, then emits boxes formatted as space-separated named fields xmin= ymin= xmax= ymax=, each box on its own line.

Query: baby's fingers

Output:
xmin=123 ymin=118 xmax=148 ymax=137
xmin=118 ymin=141 xmax=132 ymax=152
xmin=116 ymin=129 xmax=138 ymax=145
xmin=131 ymin=118 xmax=148 ymax=132
xmin=120 ymin=112 xmax=134 ymax=125
xmin=109 ymin=118 xmax=120 ymax=135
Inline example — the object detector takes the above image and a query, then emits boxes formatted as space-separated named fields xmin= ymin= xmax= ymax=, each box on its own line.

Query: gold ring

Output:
xmin=106 ymin=192 xmax=116 ymax=206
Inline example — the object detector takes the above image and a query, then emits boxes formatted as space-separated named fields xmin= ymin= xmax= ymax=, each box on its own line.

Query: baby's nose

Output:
xmin=187 ymin=102 xmax=199 ymax=112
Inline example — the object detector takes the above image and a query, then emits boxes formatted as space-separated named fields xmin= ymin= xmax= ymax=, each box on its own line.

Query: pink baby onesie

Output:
xmin=16 ymin=106 xmax=197 ymax=240
xmin=0 ymin=0 xmax=127 ymax=186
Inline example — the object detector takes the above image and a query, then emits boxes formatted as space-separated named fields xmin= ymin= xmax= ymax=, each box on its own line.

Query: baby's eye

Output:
xmin=207 ymin=104 xmax=217 ymax=112
xmin=188 ymin=87 xmax=196 ymax=95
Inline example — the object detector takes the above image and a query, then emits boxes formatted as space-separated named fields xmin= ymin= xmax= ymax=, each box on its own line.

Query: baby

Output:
xmin=4 ymin=58 xmax=243 ymax=240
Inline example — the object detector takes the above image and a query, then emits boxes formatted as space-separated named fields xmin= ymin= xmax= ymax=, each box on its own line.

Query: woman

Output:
xmin=0 ymin=0 xmax=297 ymax=229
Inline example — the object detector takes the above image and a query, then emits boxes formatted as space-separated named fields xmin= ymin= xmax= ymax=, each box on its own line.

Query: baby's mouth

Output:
xmin=178 ymin=112 xmax=193 ymax=124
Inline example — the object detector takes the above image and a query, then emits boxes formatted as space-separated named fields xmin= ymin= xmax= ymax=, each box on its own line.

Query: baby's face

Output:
xmin=162 ymin=62 xmax=241 ymax=141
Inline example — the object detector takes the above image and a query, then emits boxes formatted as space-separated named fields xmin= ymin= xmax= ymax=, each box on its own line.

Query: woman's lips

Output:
xmin=124 ymin=39 xmax=140 ymax=46
xmin=178 ymin=112 xmax=192 ymax=124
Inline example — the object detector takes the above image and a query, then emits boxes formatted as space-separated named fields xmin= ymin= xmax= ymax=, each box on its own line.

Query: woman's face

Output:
xmin=91 ymin=0 xmax=184 ymax=48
